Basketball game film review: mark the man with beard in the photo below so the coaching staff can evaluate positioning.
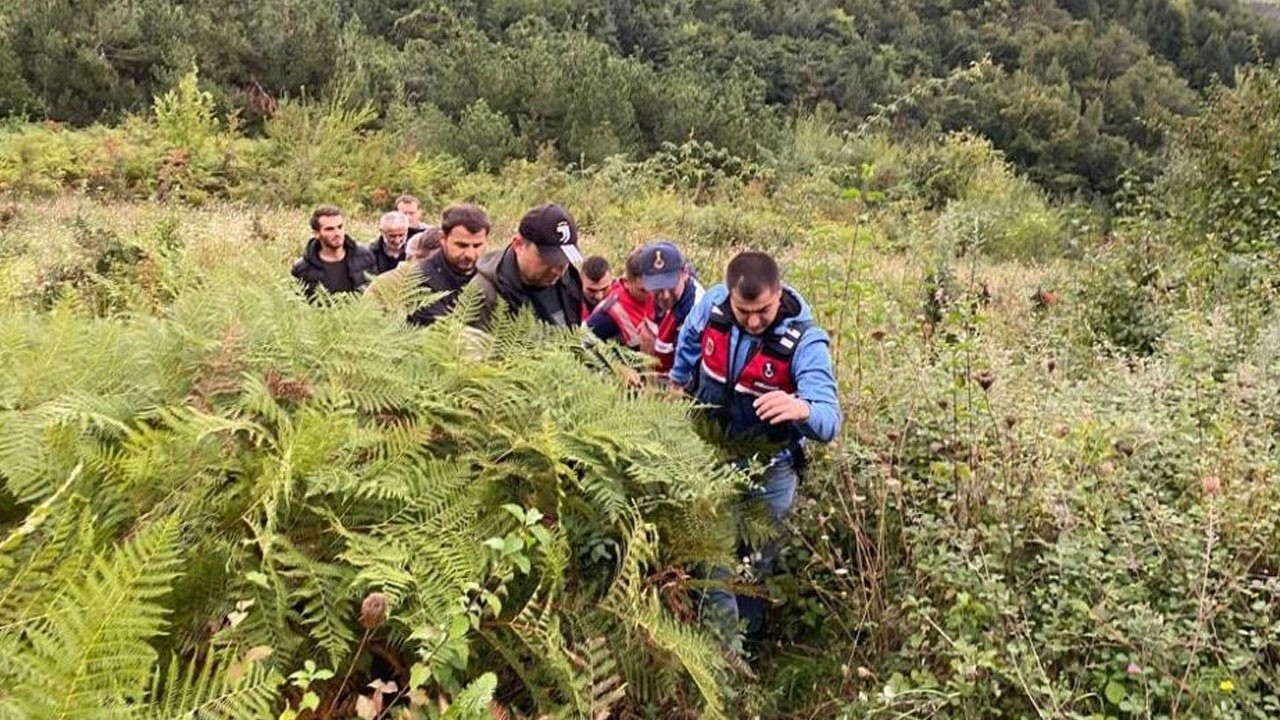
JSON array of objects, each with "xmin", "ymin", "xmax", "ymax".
[
  {"xmin": 291, "ymin": 205, "xmax": 376, "ymax": 298},
  {"xmin": 367, "ymin": 211, "xmax": 410, "ymax": 274},
  {"xmin": 407, "ymin": 204, "xmax": 491, "ymax": 327},
  {"xmin": 469, "ymin": 202, "xmax": 585, "ymax": 332}
]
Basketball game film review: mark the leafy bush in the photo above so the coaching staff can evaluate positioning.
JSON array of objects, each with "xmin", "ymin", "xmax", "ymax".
[{"xmin": 447, "ymin": 99, "xmax": 519, "ymax": 171}]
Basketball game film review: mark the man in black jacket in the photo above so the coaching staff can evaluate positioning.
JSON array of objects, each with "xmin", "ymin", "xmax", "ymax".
[
  {"xmin": 367, "ymin": 211, "xmax": 410, "ymax": 274},
  {"xmin": 469, "ymin": 202, "xmax": 585, "ymax": 332},
  {"xmin": 291, "ymin": 205, "xmax": 377, "ymax": 298},
  {"xmin": 407, "ymin": 204, "xmax": 491, "ymax": 327}
]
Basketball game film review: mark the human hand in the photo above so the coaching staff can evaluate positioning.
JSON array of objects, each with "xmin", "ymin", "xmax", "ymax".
[
  {"xmin": 620, "ymin": 367, "xmax": 643, "ymax": 389},
  {"xmin": 753, "ymin": 390, "xmax": 811, "ymax": 425},
  {"xmin": 638, "ymin": 323, "xmax": 656, "ymax": 355}
]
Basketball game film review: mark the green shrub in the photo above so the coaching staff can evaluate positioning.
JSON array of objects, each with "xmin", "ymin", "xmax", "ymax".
[{"xmin": 448, "ymin": 98, "xmax": 519, "ymax": 171}]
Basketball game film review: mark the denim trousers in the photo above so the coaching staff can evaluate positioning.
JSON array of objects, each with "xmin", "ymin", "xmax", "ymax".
[{"xmin": 702, "ymin": 459, "xmax": 797, "ymax": 638}]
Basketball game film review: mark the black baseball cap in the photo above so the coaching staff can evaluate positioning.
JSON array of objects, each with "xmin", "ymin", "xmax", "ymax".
[{"xmin": 517, "ymin": 203, "xmax": 583, "ymax": 266}]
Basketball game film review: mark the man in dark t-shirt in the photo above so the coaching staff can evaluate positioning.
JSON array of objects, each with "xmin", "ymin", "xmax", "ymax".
[{"xmin": 290, "ymin": 205, "xmax": 376, "ymax": 298}]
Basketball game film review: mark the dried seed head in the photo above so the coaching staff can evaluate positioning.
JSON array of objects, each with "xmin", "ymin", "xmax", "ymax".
[
  {"xmin": 1200, "ymin": 474, "xmax": 1221, "ymax": 496},
  {"xmin": 360, "ymin": 592, "xmax": 388, "ymax": 629},
  {"xmin": 974, "ymin": 370, "xmax": 996, "ymax": 391},
  {"xmin": 869, "ymin": 328, "xmax": 887, "ymax": 342},
  {"xmin": 1045, "ymin": 358, "xmax": 1058, "ymax": 374},
  {"xmin": 1004, "ymin": 414, "xmax": 1018, "ymax": 429}
]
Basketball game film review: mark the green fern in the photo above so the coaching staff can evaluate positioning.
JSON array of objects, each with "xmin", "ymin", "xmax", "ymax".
[
  {"xmin": 144, "ymin": 648, "xmax": 281, "ymax": 720},
  {"xmin": 2, "ymin": 517, "xmax": 182, "ymax": 719},
  {"xmin": 0, "ymin": 244, "xmax": 744, "ymax": 718},
  {"xmin": 440, "ymin": 672, "xmax": 498, "ymax": 719}
]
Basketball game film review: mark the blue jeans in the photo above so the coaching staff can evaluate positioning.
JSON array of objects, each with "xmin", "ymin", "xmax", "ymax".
[{"xmin": 702, "ymin": 460, "xmax": 798, "ymax": 639}]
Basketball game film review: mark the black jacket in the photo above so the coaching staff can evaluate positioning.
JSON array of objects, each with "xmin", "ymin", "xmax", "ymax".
[
  {"xmin": 367, "ymin": 235, "xmax": 406, "ymax": 275},
  {"xmin": 469, "ymin": 246, "xmax": 584, "ymax": 332},
  {"xmin": 406, "ymin": 249, "xmax": 473, "ymax": 327},
  {"xmin": 290, "ymin": 236, "xmax": 377, "ymax": 298}
]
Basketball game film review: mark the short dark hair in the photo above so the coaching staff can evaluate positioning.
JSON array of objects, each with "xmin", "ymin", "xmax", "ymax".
[
  {"xmin": 310, "ymin": 205, "xmax": 343, "ymax": 232},
  {"xmin": 582, "ymin": 255, "xmax": 610, "ymax": 282},
  {"xmin": 725, "ymin": 251, "xmax": 781, "ymax": 300},
  {"xmin": 409, "ymin": 226, "xmax": 443, "ymax": 255},
  {"xmin": 441, "ymin": 203, "xmax": 491, "ymax": 236},
  {"xmin": 623, "ymin": 248, "xmax": 645, "ymax": 280},
  {"xmin": 395, "ymin": 194, "xmax": 419, "ymax": 207}
]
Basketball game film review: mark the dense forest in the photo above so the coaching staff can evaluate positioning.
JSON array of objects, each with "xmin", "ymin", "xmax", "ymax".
[{"xmin": 3, "ymin": 0, "xmax": 1280, "ymax": 196}]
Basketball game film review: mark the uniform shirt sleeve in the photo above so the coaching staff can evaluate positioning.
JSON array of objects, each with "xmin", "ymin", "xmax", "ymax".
[
  {"xmin": 670, "ymin": 290, "xmax": 715, "ymax": 387},
  {"xmin": 790, "ymin": 326, "xmax": 842, "ymax": 443}
]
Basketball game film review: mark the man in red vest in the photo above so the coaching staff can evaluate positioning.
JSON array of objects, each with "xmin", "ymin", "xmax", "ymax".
[
  {"xmin": 637, "ymin": 240, "xmax": 703, "ymax": 379},
  {"xmin": 585, "ymin": 248, "xmax": 654, "ymax": 354},
  {"xmin": 669, "ymin": 251, "xmax": 841, "ymax": 645}
]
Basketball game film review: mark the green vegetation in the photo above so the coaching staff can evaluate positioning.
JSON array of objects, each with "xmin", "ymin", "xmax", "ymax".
[
  {"xmin": 7, "ymin": 0, "xmax": 1280, "ymax": 712},
  {"xmin": 4, "ymin": 55, "xmax": 1280, "ymax": 717},
  {"xmin": 2, "ymin": 0, "xmax": 1280, "ymax": 197}
]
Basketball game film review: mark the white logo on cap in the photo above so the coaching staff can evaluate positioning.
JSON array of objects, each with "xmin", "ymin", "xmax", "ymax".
[
  {"xmin": 556, "ymin": 221, "xmax": 572, "ymax": 244},
  {"xmin": 652, "ymin": 251, "xmax": 666, "ymax": 270}
]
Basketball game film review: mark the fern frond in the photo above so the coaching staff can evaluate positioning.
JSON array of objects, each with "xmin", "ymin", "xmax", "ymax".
[
  {"xmin": 278, "ymin": 548, "xmax": 358, "ymax": 667},
  {"xmin": 596, "ymin": 521, "xmax": 729, "ymax": 718},
  {"xmin": 4, "ymin": 516, "xmax": 182, "ymax": 719},
  {"xmin": 0, "ymin": 410, "xmax": 53, "ymax": 502},
  {"xmin": 145, "ymin": 647, "xmax": 281, "ymax": 720},
  {"xmin": 440, "ymin": 672, "xmax": 498, "ymax": 720},
  {"xmin": 0, "ymin": 498, "xmax": 98, "ymax": 633}
]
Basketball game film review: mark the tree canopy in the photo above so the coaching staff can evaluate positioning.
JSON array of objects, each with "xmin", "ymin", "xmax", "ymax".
[{"xmin": 1, "ymin": 0, "xmax": 1278, "ymax": 195}]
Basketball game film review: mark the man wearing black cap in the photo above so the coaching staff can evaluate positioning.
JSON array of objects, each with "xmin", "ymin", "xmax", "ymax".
[{"xmin": 468, "ymin": 202, "xmax": 586, "ymax": 331}]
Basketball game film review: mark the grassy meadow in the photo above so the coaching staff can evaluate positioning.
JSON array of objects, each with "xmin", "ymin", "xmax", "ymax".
[{"xmin": 4, "ymin": 72, "xmax": 1280, "ymax": 719}]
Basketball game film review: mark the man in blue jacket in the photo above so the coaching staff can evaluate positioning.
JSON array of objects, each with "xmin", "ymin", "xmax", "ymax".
[{"xmin": 669, "ymin": 250, "xmax": 841, "ymax": 640}]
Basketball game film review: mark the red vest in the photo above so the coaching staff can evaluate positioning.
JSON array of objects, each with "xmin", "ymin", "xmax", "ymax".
[
  {"xmin": 645, "ymin": 311, "xmax": 680, "ymax": 372},
  {"xmin": 599, "ymin": 284, "xmax": 651, "ymax": 349},
  {"xmin": 699, "ymin": 301, "xmax": 803, "ymax": 396}
]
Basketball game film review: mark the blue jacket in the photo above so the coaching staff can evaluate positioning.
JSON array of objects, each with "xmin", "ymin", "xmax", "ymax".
[{"xmin": 670, "ymin": 284, "xmax": 841, "ymax": 461}]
